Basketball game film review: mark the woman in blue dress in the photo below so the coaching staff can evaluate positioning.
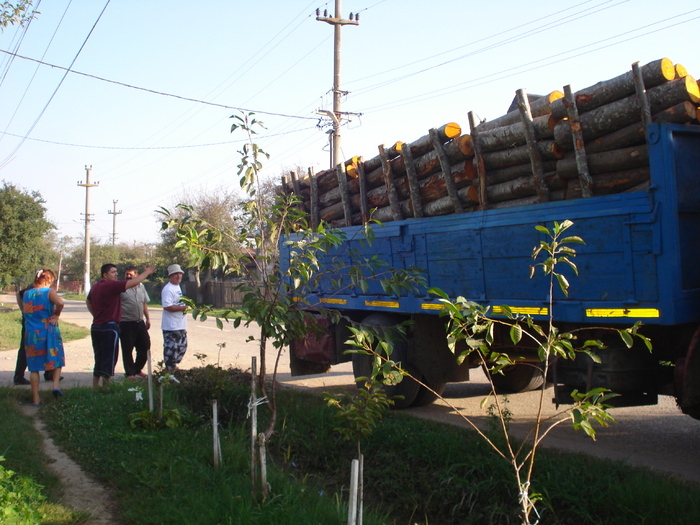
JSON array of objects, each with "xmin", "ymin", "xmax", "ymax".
[{"xmin": 23, "ymin": 269, "xmax": 65, "ymax": 406}]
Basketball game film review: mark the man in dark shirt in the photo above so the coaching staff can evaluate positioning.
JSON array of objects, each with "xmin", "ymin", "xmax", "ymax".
[{"xmin": 86, "ymin": 263, "xmax": 155, "ymax": 388}]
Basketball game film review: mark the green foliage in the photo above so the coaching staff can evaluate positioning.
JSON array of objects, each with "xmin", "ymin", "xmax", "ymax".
[
  {"xmin": 0, "ymin": 1, "xmax": 36, "ymax": 30},
  {"xmin": 0, "ymin": 181, "xmax": 54, "ymax": 288},
  {"xmin": 0, "ymin": 457, "xmax": 44, "ymax": 524},
  {"xmin": 324, "ymin": 386, "xmax": 393, "ymax": 448}
]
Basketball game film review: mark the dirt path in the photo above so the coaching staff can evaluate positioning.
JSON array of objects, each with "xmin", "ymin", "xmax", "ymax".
[{"xmin": 19, "ymin": 405, "xmax": 121, "ymax": 524}]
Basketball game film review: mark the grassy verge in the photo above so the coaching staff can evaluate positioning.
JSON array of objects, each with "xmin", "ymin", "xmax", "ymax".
[
  {"xmin": 3, "ymin": 369, "xmax": 699, "ymax": 524},
  {"xmin": 0, "ymin": 310, "xmax": 90, "ymax": 351},
  {"xmin": 0, "ymin": 389, "xmax": 88, "ymax": 523}
]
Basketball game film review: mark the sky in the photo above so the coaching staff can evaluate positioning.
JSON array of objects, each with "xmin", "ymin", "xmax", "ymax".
[{"xmin": 1, "ymin": 0, "xmax": 699, "ymax": 247}]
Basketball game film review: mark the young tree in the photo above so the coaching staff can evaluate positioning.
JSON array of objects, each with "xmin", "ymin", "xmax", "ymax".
[
  {"xmin": 0, "ymin": 181, "xmax": 54, "ymax": 288},
  {"xmin": 1, "ymin": 1, "xmax": 36, "ymax": 30}
]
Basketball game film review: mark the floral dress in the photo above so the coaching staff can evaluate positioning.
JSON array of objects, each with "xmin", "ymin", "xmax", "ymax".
[{"xmin": 23, "ymin": 287, "xmax": 65, "ymax": 373}]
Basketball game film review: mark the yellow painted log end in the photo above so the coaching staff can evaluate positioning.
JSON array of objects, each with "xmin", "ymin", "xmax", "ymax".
[
  {"xmin": 443, "ymin": 122, "xmax": 461, "ymax": 139},
  {"xmin": 659, "ymin": 57, "xmax": 676, "ymax": 81},
  {"xmin": 686, "ymin": 76, "xmax": 700, "ymax": 104},
  {"xmin": 548, "ymin": 90, "xmax": 565, "ymax": 103},
  {"xmin": 675, "ymin": 63, "xmax": 688, "ymax": 79}
]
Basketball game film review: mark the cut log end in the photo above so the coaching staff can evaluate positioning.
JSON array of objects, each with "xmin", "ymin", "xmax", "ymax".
[
  {"xmin": 659, "ymin": 57, "xmax": 676, "ymax": 81},
  {"xmin": 675, "ymin": 63, "xmax": 688, "ymax": 80},
  {"xmin": 443, "ymin": 122, "xmax": 462, "ymax": 139},
  {"xmin": 548, "ymin": 90, "xmax": 565, "ymax": 103}
]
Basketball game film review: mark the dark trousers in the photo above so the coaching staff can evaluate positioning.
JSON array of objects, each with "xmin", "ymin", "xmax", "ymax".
[
  {"xmin": 91, "ymin": 322, "xmax": 120, "ymax": 378},
  {"xmin": 119, "ymin": 320, "xmax": 150, "ymax": 376}
]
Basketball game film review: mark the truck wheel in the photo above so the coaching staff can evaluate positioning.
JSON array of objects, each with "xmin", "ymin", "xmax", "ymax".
[
  {"xmin": 490, "ymin": 363, "xmax": 546, "ymax": 393},
  {"xmin": 351, "ymin": 313, "xmax": 420, "ymax": 409},
  {"xmin": 411, "ymin": 380, "xmax": 447, "ymax": 407}
]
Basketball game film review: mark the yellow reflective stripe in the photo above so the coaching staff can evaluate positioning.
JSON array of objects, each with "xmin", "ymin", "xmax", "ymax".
[
  {"xmin": 492, "ymin": 306, "xmax": 549, "ymax": 316},
  {"xmin": 364, "ymin": 300, "xmax": 399, "ymax": 308},
  {"xmin": 320, "ymin": 298, "xmax": 347, "ymax": 305},
  {"xmin": 421, "ymin": 303, "xmax": 445, "ymax": 310},
  {"xmin": 586, "ymin": 308, "xmax": 660, "ymax": 318}
]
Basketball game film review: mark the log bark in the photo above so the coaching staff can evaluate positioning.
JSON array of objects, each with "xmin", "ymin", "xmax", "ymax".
[
  {"xmin": 583, "ymin": 100, "xmax": 698, "ymax": 154},
  {"xmin": 554, "ymin": 76, "xmax": 700, "ymax": 147},
  {"xmin": 474, "ymin": 160, "xmax": 558, "ymax": 187},
  {"xmin": 477, "ymin": 91, "xmax": 564, "ymax": 132},
  {"xmin": 482, "ymin": 139, "xmax": 564, "ymax": 170},
  {"xmin": 556, "ymin": 144, "xmax": 648, "ymax": 179},
  {"xmin": 478, "ymin": 114, "xmax": 557, "ymax": 152},
  {"xmin": 550, "ymin": 58, "xmax": 675, "ymax": 119},
  {"xmin": 564, "ymin": 167, "xmax": 650, "ymax": 198}
]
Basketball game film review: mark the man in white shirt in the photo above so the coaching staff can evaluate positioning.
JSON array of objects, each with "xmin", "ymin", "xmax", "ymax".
[
  {"xmin": 119, "ymin": 266, "xmax": 151, "ymax": 379},
  {"xmin": 161, "ymin": 264, "xmax": 188, "ymax": 371}
]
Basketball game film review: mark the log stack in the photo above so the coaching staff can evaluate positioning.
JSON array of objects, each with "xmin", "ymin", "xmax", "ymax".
[{"xmin": 282, "ymin": 58, "xmax": 700, "ymax": 227}]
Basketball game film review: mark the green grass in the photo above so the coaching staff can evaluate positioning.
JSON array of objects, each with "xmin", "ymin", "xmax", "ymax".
[
  {"xmin": 0, "ymin": 310, "xmax": 90, "ymax": 351},
  {"xmin": 0, "ymin": 390, "xmax": 88, "ymax": 524},
  {"xmin": 2, "ymin": 369, "xmax": 699, "ymax": 524}
]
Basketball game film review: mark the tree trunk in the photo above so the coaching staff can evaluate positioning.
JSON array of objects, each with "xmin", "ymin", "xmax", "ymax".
[
  {"xmin": 476, "ymin": 91, "xmax": 564, "ymax": 132},
  {"xmin": 481, "ymin": 139, "xmax": 563, "ymax": 170},
  {"xmin": 556, "ymin": 144, "xmax": 648, "ymax": 179},
  {"xmin": 478, "ymin": 114, "xmax": 557, "ymax": 152},
  {"xmin": 554, "ymin": 76, "xmax": 700, "ymax": 147},
  {"xmin": 550, "ymin": 58, "xmax": 676, "ymax": 119},
  {"xmin": 584, "ymin": 100, "xmax": 698, "ymax": 154},
  {"xmin": 474, "ymin": 160, "xmax": 558, "ymax": 187}
]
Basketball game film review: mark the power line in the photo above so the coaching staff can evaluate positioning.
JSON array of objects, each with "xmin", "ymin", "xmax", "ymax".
[
  {"xmin": 0, "ymin": 47, "xmax": 319, "ymax": 121},
  {"xmin": 0, "ymin": 0, "xmax": 112, "ymax": 169},
  {"xmin": 0, "ymin": 125, "xmax": 318, "ymax": 150}
]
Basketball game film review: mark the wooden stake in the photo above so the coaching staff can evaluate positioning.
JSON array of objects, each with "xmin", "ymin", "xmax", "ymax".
[
  {"xmin": 516, "ymin": 89, "xmax": 549, "ymax": 203},
  {"xmin": 348, "ymin": 458, "xmax": 359, "ymax": 525},
  {"xmin": 336, "ymin": 163, "xmax": 353, "ymax": 227},
  {"xmin": 429, "ymin": 128, "xmax": 463, "ymax": 213},
  {"xmin": 378, "ymin": 145, "xmax": 404, "ymax": 221},
  {"xmin": 356, "ymin": 156, "xmax": 370, "ymax": 223},
  {"xmin": 212, "ymin": 399, "xmax": 220, "ymax": 469},
  {"xmin": 250, "ymin": 356, "xmax": 258, "ymax": 495},
  {"xmin": 146, "ymin": 348, "xmax": 153, "ymax": 413},
  {"xmin": 469, "ymin": 111, "xmax": 488, "ymax": 210},
  {"xmin": 632, "ymin": 62, "xmax": 653, "ymax": 128},
  {"xmin": 563, "ymin": 84, "xmax": 593, "ymax": 198},
  {"xmin": 400, "ymin": 139, "xmax": 424, "ymax": 218},
  {"xmin": 309, "ymin": 167, "xmax": 319, "ymax": 229}
]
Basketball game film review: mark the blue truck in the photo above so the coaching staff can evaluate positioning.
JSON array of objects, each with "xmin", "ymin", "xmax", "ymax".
[{"xmin": 282, "ymin": 121, "xmax": 700, "ymax": 417}]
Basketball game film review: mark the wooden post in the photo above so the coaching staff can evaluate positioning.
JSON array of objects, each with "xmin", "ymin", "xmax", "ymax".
[
  {"xmin": 516, "ymin": 89, "xmax": 549, "ymax": 203},
  {"xmin": 356, "ymin": 156, "xmax": 370, "ymax": 223},
  {"xmin": 429, "ymin": 128, "xmax": 463, "ymax": 213},
  {"xmin": 632, "ymin": 62, "xmax": 652, "ymax": 128},
  {"xmin": 250, "ymin": 356, "xmax": 258, "ymax": 494},
  {"xmin": 290, "ymin": 170, "xmax": 301, "ymax": 197},
  {"xmin": 158, "ymin": 382, "xmax": 163, "ymax": 419},
  {"xmin": 212, "ymin": 399, "xmax": 220, "ymax": 469},
  {"xmin": 563, "ymin": 84, "xmax": 594, "ymax": 198},
  {"xmin": 147, "ymin": 348, "xmax": 153, "ymax": 413},
  {"xmin": 259, "ymin": 433, "xmax": 269, "ymax": 498},
  {"xmin": 469, "ymin": 111, "xmax": 488, "ymax": 210},
  {"xmin": 400, "ymin": 139, "xmax": 424, "ymax": 218},
  {"xmin": 378, "ymin": 145, "xmax": 404, "ymax": 221},
  {"xmin": 336, "ymin": 163, "xmax": 353, "ymax": 227},
  {"xmin": 348, "ymin": 458, "xmax": 359, "ymax": 525},
  {"xmin": 309, "ymin": 167, "xmax": 319, "ymax": 229}
]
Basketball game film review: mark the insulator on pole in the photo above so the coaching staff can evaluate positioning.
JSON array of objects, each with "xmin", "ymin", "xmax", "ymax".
[{"xmin": 316, "ymin": 8, "xmax": 320, "ymax": 16}]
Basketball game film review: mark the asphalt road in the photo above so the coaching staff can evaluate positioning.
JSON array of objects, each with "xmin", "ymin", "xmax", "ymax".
[{"xmin": 2, "ymin": 296, "xmax": 699, "ymax": 484}]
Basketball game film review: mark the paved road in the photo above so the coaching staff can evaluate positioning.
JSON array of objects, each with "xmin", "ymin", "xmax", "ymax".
[{"xmin": 2, "ymin": 296, "xmax": 699, "ymax": 483}]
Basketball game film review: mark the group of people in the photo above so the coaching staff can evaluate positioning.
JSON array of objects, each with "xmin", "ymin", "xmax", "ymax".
[{"xmin": 13, "ymin": 263, "xmax": 189, "ymax": 404}]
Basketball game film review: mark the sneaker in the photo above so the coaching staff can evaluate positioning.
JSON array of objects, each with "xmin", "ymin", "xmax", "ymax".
[
  {"xmin": 136, "ymin": 372, "xmax": 148, "ymax": 378},
  {"xmin": 126, "ymin": 375, "xmax": 138, "ymax": 381},
  {"xmin": 13, "ymin": 377, "xmax": 30, "ymax": 385}
]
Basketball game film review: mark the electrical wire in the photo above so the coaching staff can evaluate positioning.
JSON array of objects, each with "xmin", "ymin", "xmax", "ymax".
[{"xmin": 0, "ymin": 0, "xmax": 112, "ymax": 169}]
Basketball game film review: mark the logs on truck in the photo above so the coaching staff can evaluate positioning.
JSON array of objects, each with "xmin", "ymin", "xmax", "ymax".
[{"xmin": 282, "ymin": 58, "xmax": 700, "ymax": 227}]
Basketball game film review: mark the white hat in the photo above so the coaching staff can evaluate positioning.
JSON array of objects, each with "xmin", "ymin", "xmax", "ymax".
[{"xmin": 167, "ymin": 264, "xmax": 184, "ymax": 276}]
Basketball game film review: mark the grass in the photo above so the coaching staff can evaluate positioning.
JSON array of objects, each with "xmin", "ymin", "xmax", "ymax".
[
  {"xmin": 0, "ymin": 310, "xmax": 90, "ymax": 351},
  {"xmin": 2, "ymin": 368, "xmax": 699, "ymax": 524}
]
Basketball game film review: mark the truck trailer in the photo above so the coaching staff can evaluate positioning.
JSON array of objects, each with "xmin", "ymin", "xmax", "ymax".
[{"xmin": 281, "ymin": 61, "xmax": 700, "ymax": 418}]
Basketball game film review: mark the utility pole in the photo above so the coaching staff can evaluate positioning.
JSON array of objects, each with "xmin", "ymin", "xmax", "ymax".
[
  {"xmin": 316, "ymin": 0, "xmax": 359, "ymax": 169},
  {"xmin": 77, "ymin": 165, "xmax": 98, "ymax": 295},
  {"xmin": 108, "ymin": 200, "xmax": 122, "ymax": 246}
]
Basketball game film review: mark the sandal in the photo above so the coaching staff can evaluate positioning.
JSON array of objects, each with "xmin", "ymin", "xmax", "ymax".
[{"xmin": 52, "ymin": 389, "xmax": 63, "ymax": 399}]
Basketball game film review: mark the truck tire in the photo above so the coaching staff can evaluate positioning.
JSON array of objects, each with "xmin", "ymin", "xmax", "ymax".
[
  {"xmin": 411, "ymin": 380, "xmax": 447, "ymax": 407},
  {"xmin": 352, "ymin": 313, "xmax": 420, "ymax": 409},
  {"xmin": 490, "ymin": 363, "xmax": 546, "ymax": 393}
]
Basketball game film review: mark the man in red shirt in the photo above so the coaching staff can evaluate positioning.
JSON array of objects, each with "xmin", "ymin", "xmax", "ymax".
[{"xmin": 86, "ymin": 263, "xmax": 155, "ymax": 388}]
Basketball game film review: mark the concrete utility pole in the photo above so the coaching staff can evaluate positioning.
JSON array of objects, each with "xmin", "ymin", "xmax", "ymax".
[
  {"xmin": 316, "ymin": 0, "xmax": 359, "ymax": 169},
  {"xmin": 108, "ymin": 200, "xmax": 122, "ymax": 246},
  {"xmin": 77, "ymin": 165, "xmax": 98, "ymax": 294}
]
